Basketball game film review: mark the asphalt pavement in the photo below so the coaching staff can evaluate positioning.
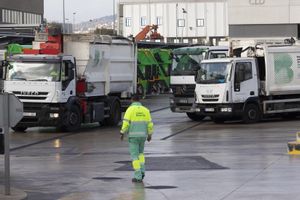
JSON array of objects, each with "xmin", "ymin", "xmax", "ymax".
[{"xmin": 0, "ymin": 94, "xmax": 300, "ymax": 200}]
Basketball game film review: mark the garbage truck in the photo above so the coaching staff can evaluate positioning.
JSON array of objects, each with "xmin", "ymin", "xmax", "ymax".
[
  {"xmin": 194, "ymin": 44, "xmax": 300, "ymax": 123},
  {"xmin": 170, "ymin": 46, "xmax": 228, "ymax": 121},
  {"xmin": 2, "ymin": 32, "xmax": 136, "ymax": 132}
]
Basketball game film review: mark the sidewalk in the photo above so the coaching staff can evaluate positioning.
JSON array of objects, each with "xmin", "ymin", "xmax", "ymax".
[{"xmin": 0, "ymin": 186, "xmax": 27, "ymax": 200}]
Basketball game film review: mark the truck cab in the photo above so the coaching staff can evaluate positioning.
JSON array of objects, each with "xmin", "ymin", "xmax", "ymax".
[
  {"xmin": 170, "ymin": 46, "xmax": 228, "ymax": 121},
  {"xmin": 194, "ymin": 57, "xmax": 259, "ymax": 123},
  {"xmin": 195, "ymin": 44, "xmax": 300, "ymax": 123},
  {"xmin": 3, "ymin": 54, "xmax": 78, "ymax": 131}
]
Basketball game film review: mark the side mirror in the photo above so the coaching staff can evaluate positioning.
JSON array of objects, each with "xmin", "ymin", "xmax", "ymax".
[
  {"xmin": 1, "ymin": 61, "xmax": 8, "ymax": 67},
  {"xmin": 68, "ymin": 67, "xmax": 75, "ymax": 80},
  {"xmin": 234, "ymin": 69, "xmax": 244, "ymax": 92},
  {"xmin": 234, "ymin": 81, "xmax": 240, "ymax": 92}
]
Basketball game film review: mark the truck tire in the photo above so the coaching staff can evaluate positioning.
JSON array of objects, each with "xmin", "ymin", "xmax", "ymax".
[
  {"xmin": 243, "ymin": 104, "xmax": 261, "ymax": 123},
  {"xmin": 61, "ymin": 105, "xmax": 81, "ymax": 132},
  {"xmin": 186, "ymin": 113, "xmax": 205, "ymax": 121},
  {"xmin": 11, "ymin": 126, "xmax": 27, "ymax": 132},
  {"xmin": 105, "ymin": 97, "xmax": 121, "ymax": 126}
]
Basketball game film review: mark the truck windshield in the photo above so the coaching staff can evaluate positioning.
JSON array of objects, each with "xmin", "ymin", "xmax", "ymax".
[
  {"xmin": 6, "ymin": 62, "xmax": 61, "ymax": 82},
  {"xmin": 196, "ymin": 62, "xmax": 231, "ymax": 84},
  {"xmin": 171, "ymin": 54, "xmax": 203, "ymax": 76}
]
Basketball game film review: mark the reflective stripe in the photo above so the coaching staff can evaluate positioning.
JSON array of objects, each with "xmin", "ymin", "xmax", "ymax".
[
  {"xmin": 129, "ymin": 132, "xmax": 147, "ymax": 137},
  {"xmin": 132, "ymin": 160, "xmax": 141, "ymax": 170},
  {"xmin": 139, "ymin": 154, "xmax": 145, "ymax": 164},
  {"xmin": 123, "ymin": 119, "xmax": 131, "ymax": 123}
]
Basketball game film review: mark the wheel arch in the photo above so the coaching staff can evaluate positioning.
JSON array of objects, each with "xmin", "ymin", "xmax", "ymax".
[{"xmin": 243, "ymin": 97, "xmax": 261, "ymax": 112}]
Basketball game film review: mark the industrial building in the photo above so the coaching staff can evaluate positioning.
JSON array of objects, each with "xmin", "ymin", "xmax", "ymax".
[
  {"xmin": 228, "ymin": 0, "xmax": 300, "ymax": 40},
  {"xmin": 0, "ymin": 0, "xmax": 43, "ymax": 25},
  {"xmin": 118, "ymin": 0, "xmax": 228, "ymax": 44}
]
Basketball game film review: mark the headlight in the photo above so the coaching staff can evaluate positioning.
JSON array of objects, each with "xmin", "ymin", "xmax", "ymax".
[
  {"xmin": 50, "ymin": 113, "xmax": 59, "ymax": 118},
  {"xmin": 221, "ymin": 108, "xmax": 232, "ymax": 112}
]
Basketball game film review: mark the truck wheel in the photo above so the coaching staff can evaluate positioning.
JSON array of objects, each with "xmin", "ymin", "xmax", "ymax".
[
  {"xmin": 11, "ymin": 126, "xmax": 27, "ymax": 132},
  {"xmin": 105, "ymin": 97, "xmax": 121, "ymax": 126},
  {"xmin": 186, "ymin": 113, "xmax": 205, "ymax": 121},
  {"xmin": 61, "ymin": 105, "xmax": 81, "ymax": 132},
  {"xmin": 243, "ymin": 104, "xmax": 261, "ymax": 123}
]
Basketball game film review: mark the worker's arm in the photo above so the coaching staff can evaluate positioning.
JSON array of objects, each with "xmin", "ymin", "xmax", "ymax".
[
  {"xmin": 146, "ymin": 110, "xmax": 154, "ymax": 135},
  {"xmin": 120, "ymin": 107, "xmax": 132, "ymax": 135}
]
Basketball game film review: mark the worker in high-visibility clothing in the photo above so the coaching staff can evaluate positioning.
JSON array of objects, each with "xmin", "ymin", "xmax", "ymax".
[{"xmin": 120, "ymin": 95, "xmax": 154, "ymax": 183}]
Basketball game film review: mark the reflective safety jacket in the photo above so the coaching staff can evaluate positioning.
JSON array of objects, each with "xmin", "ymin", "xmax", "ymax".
[{"xmin": 120, "ymin": 102, "xmax": 154, "ymax": 137}]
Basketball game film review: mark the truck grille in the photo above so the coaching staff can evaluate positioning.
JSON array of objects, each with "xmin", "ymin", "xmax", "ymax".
[
  {"xmin": 202, "ymin": 94, "xmax": 219, "ymax": 102},
  {"xmin": 202, "ymin": 95, "xmax": 219, "ymax": 98},
  {"xmin": 171, "ymin": 84, "xmax": 195, "ymax": 97},
  {"xmin": 12, "ymin": 91, "xmax": 48, "ymax": 100}
]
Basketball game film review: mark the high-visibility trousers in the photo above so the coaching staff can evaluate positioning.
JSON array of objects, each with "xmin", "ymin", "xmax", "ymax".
[{"xmin": 129, "ymin": 137, "xmax": 146, "ymax": 180}]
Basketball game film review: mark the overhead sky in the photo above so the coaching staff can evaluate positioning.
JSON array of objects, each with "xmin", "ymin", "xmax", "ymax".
[{"xmin": 44, "ymin": 0, "xmax": 115, "ymax": 23}]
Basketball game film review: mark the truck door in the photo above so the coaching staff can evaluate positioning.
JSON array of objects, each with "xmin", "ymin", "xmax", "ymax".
[
  {"xmin": 232, "ymin": 61, "xmax": 258, "ymax": 103},
  {"xmin": 60, "ymin": 59, "xmax": 76, "ymax": 101}
]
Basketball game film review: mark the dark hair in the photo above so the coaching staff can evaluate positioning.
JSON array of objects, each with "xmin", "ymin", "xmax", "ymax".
[{"xmin": 131, "ymin": 94, "xmax": 140, "ymax": 102}]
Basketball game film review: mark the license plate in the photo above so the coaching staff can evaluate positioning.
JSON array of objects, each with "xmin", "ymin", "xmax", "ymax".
[
  {"xmin": 23, "ymin": 112, "xmax": 36, "ymax": 117},
  {"xmin": 205, "ymin": 108, "xmax": 215, "ymax": 112}
]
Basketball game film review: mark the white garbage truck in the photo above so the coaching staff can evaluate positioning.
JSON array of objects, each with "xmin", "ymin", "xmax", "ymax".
[
  {"xmin": 170, "ymin": 46, "xmax": 228, "ymax": 121},
  {"xmin": 194, "ymin": 44, "xmax": 300, "ymax": 123},
  {"xmin": 2, "ymin": 34, "xmax": 136, "ymax": 131}
]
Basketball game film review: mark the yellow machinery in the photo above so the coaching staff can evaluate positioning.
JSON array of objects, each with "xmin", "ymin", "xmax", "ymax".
[{"xmin": 287, "ymin": 132, "xmax": 300, "ymax": 155}]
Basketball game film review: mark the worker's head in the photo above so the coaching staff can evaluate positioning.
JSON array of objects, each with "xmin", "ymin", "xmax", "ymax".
[{"xmin": 131, "ymin": 94, "xmax": 140, "ymax": 102}]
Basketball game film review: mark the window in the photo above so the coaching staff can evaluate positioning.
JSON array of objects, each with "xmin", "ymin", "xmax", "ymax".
[
  {"xmin": 192, "ymin": 39, "xmax": 198, "ymax": 44},
  {"xmin": 141, "ymin": 16, "xmax": 147, "ymax": 26},
  {"xmin": 177, "ymin": 19, "xmax": 185, "ymax": 27},
  {"xmin": 196, "ymin": 19, "xmax": 205, "ymax": 27},
  {"xmin": 156, "ymin": 17, "xmax": 162, "ymax": 25},
  {"xmin": 125, "ymin": 17, "xmax": 131, "ymax": 27},
  {"xmin": 235, "ymin": 62, "xmax": 253, "ymax": 83}
]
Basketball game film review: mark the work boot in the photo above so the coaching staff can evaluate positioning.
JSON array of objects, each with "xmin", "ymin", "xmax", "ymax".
[{"xmin": 132, "ymin": 178, "xmax": 143, "ymax": 183}]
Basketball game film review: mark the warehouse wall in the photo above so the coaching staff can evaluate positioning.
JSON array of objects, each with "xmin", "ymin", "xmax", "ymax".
[
  {"xmin": 0, "ymin": 0, "xmax": 43, "ymax": 24},
  {"xmin": 228, "ymin": 0, "xmax": 300, "ymax": 39},
  {"xmin": 118, "ymin": 0, "xmax": 228, "ymax": 44}
]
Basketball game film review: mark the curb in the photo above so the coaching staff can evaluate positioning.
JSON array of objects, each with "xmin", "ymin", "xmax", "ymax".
[{"xmin": 0, "ymin": 186, "xmax": 27, "ymax": 200}]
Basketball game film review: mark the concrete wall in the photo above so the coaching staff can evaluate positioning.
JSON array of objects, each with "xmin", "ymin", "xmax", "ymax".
[
  {"xmin": 228, "ymin": 0, "xmax": 300, "ymax": 38},
  {"xmin": 229, "ymin": 24, "xmax": 298, "ymax": 38},
  {"xmin": 118, "ymin": 0, "xmax": 228, "ymax": 43}
]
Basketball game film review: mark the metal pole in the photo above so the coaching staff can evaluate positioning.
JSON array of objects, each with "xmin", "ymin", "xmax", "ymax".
[
  {"xmin": 63, "ymin": 0, "xmax": 66, "ymax": 33},
  {"xmin": 3, "ymin": 93, "xmax": 10, "ymax": 195},
  {"xmin": 149, "ymin": 0, "xmax": 151, "ymax": 25},
  {"xmin": 113, "ymin": 0, "xmax": 116, "ymax": 32},
  {"xmin": 176, "ymin": 3, "xmax": 178, "ymax": 41},
  {"xmin": 73, "ymin": 12, "xmax": 76, "ymax": 33}
]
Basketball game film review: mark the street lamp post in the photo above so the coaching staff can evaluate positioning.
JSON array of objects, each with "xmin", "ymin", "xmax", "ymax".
[
  {"xmin": 73, "ymin": 12, "xmax": 76, "ymax": 32},
  {"xmin": 113, "ymin": 0, "xmax": 115, "ymax": 32},
  {"xmin": 65, "ymin": 18, "xmax": 70, "ymax": 33},
  {"xmin": 176, "ymin": 3, "xmax": 178, "ymax": 42},
  {"xmin": 63, "ymin": 0, "xmax": 66, "ymax": 33}
]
